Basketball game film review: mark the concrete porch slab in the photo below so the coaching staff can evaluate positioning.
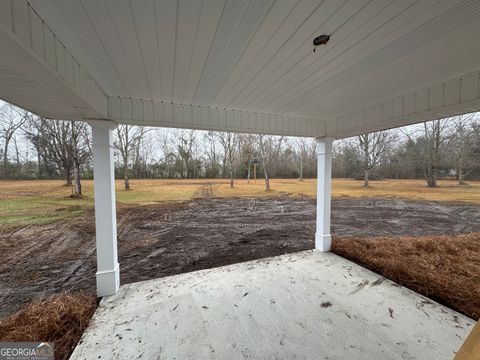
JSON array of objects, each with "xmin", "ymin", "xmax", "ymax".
[{"xmin": 71, "ymin": 251, "xmax": 475, "ymax": 360}]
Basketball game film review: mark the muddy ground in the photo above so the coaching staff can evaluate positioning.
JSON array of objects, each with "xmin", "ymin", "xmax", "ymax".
[{"xmin": 1, "ymin": 197, "xmax": 479, "ymax": 318}]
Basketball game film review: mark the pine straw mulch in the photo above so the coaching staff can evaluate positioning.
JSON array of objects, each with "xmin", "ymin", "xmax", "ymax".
[
  {"xmin": 0, "ymin": 292, "xmax": 97, "ymax": 360},
  {"xmin": 332, "ymin": 232, "xmax": 480, "ymax": 320}
]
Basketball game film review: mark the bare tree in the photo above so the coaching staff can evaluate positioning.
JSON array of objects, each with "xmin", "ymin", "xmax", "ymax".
[
  {"xmin": 449, "ymin": 114, "xmax": 477, "ymax": 185},
  {"xmin": 421, "ymin": 120, "xmax": 450, "ymax": 187},
  {"xmin": 358, "ymin": 131, "xmax": 393, "ymax": 187},
  {"xmin": 174, "ymin": 130, "xmax": 197, "ymax": 178},
  {"xmin": 0, "ymin": 104, "xmax": 27, "ymax": 178},
  {"xmin": 70, "ymin": 122, "xmax": 91, "ymax": 197},
  {"xmin": 13, "ymin": 135, "xmax": 20, "ymax": 166},
  {"xmin": 204, "ymin": 131, "xmax": 220, "ymax": 178},
  {"xmin": 24, "ymin": 116, "xmax": 91, "ymax": 196},
  {"xmin": 27, "ymin": 118, "xmax": 71, "ymax": 183},
  {"xmin": 238, "ymin": 134, "xmax": 256, "ymax": 181},
  {"xmin": 24, "ymin": 115, "xmax": 46, "ymax": 177},
  {"xmin": 216, "ymin": 132, "xmax": 238, "ymax": 187},
  {"xmin": 256, "ymin": 135, "xmax": 284, "ymax": 191},
  {"xmin": 114, "ymin": 125, "xmax": 147, "ymax": 190},
  {"xmin": 257, "ymin": 135, "xmax": 270, "ymax": 191},
  {"xmin": 294, "ymin": 138, "xmax": 308, "ymax": 181}
]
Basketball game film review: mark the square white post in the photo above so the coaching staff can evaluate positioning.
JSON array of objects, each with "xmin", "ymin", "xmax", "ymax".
[
  {"xmin": 90, "ymin": 120, "xmax": 120, "ymax": 297},
  {"xmin": 315, "ymin": 137, "xmax": 333, "ymax": 252}
]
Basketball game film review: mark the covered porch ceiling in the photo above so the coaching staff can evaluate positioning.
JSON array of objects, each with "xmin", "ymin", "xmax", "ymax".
[{"xmin": 1, "ymin": 0, "xmax": 480, "ymax": 138}]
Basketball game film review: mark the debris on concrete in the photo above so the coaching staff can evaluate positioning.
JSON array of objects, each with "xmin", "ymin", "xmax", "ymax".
[{"xmin": 70, "ymin": 252, "xmax": 474, "ymax": 360}]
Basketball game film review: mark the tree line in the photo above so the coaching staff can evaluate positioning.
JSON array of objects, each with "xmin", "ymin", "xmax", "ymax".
[
  {"xmin": 1, "ymin": 102, "xmax": 479, "ymax": 197},
  {"xmin": 334, "ymin": 114, "xmax": 480, "ymax": 187}
]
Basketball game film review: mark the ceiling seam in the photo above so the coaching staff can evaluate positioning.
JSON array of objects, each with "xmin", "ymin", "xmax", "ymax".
[
  {"xmin": 279, "ymin": 0, "xmax": 468, "ymax": 114},
  {"xmin": 152, "ymin": 0, "xmax": 163, "ymax": 100},
  {"xmin": 212, "ymin": 0, "xmax": 301, "ymax": 106},
  {"xmin": 193, "ymin": 0, "xmax": 252, "ymax": 104},
  {"xmin": 267, "ymin": 0, "xmax": 426, "ymax": 114},
  {"xmin": 221, "ymin": 0, "xmax": 329, "ymax": 109},
  {"xmin": 27, "ymin": 0, "xmax": 110, "ymax": 100},
  {"xmin": 282, "ymin": 0, "xmax": 477, "ymax": 116},
  {"xmin": 207, "ymin": 0, "xmax": 277, "ymax": 104},
  {"xmin": 76, "ymin": 0, "xmax": 130, "ymax": 98},
  {"xmin": 181, "ymin": 0, "xmax": 203, "ymax": 103},
  {"xmin": 128, "ymin": 0, "xmax": 153, "ymax": 100},
  {"xmin": 251, "ymin": 0, "xmax": 389, "ymax": 111},
  {"xmin": 171, "ymin": 0, "xmax": 179, "ymax": 103},
  {"xmin": 103, "ymin": 0, "xmax": 142, "ymax": 99},
  {"xmin": 307, "ymin": 23, "xmax": 480, "ymax": 116},
  {"xmin": 239, "ymin": 0, "xmax": 363, "ymax": 110},
  {"xmin": 188, "ymin": 0, "xmax": 228, "ymax": 106},
  {"xmin": 258, "ymin": 0, "xmax": 405, "ymax": 112}
]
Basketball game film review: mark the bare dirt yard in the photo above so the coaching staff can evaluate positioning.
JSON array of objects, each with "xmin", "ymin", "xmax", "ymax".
[{"xmin": 1, "ymin": 188, "xmax": 479, "ymax": 319}]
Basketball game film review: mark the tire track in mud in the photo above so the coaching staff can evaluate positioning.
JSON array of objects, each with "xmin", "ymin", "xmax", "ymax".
[
  {"xmin": 139, "ymin": 220, "xmax": 314, "ymax": 230},
  {"xmin": 1, "ymin": 197, "xmax": 480, "ymax": 318},
  {"xmin": 192, "ymin": 183, "xmax": 215, "ymax": 200}
]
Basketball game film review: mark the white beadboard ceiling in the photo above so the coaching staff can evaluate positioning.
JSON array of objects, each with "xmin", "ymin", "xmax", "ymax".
[{"xmin": 1, "ymin": 0, "xmax": 480, "ymax": 137}]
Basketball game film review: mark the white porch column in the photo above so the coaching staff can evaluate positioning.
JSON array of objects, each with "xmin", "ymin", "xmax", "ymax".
[
  {"xmin": 90, "ymin": 120, "xmax": 120, "ymax": 297},
  {"xmin": 315, "ymin": 137, "xmax": 333, "ymax": 252}
]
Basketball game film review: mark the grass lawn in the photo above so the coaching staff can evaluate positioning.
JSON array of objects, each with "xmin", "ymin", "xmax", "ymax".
[{"xmin": 0, "ymin": 178, "xmax": 479, "ymax": 230}]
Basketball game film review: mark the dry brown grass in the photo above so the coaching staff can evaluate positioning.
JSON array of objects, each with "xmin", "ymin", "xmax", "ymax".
[
  {"xmin": 1, "ymin": 178, "xmax": 479, "ymax": 202},
  {"xmin": 0, "ymin": 293, "xmax": 97, "ymax": 360},
  {"xmin": 332, "ymin": 233, "xmax": 480, "ymax": 320},
  {"xmin": 331, "ymin": 178, "xmax": 480, "ymax": 203},
  {"xmin": 2, "ymin": 178, "xmax": 479, "ymax": 230}
]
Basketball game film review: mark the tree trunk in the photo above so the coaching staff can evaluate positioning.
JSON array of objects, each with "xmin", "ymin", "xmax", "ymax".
[
  {"xmin": 65, "ymin": 171, "xmax": 72, "ymax": 186},
  {"xmin": 124, "ymin": 155, "xmax": 130, "ymax": 190},
  {"xmin": 3, "ymin": 142, "xmax": 9, "ymax": 178},
  {"xmin": 37, "ymin": 149, "xmax": 42, "ymax": 177},
  {"xmin": 72, "ymin": 162, "xmax": 82, "ymax": 197},
  {"xmin": 364, "ymin": 168, "xmax": 369, "ymax": 187},
  {"xmin": 230, "ymin": 164, "xmax": 234, "ymax": 188},
  {"xmin": 458, "ymin": 168, "xmax": 467, "ymax": 185},
  {"xmin": 247, "ymin": 164, "xmax": 251, "ymax": 183},
  {"xmin": 299, "ymin": 160, "xmax": 303, "ymax": 181},
  {"xmin": 426, "ymin": 167, "xmax": 437, "ymax": 187},
  {"xmin": 425, "ymin": 154, "xmax": 437, "ymax": 188},
  {"xmin": 264, "ymin": 166, "xmax": 270, "ymax": 192},
  {"xmin": 14, "ymin": 138, "xmax": 20, "ymax": 166}
]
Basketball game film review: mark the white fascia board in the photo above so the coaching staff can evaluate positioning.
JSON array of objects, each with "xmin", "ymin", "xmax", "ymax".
[
  {"xmin": 0, "ymin": 0, "xmax": 108, "ymax": 119},
  {"xmin": 108, "ymin": 97, "xmax": 327, "ymax": 137},
  {"xmin": 329, "ymin": 69, "xmax": 480, "ymax": 138}
]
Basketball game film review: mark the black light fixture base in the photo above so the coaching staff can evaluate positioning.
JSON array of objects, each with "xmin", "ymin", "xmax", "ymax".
[{"xmin": 313, "ymin": 34, "xmax": 330, "ymax": 52}]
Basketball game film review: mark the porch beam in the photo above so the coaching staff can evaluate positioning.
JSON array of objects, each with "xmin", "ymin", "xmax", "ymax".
[
  {"xmin": 90, "ymin": 120, "xmax": 120, "ymax": 297},
  {"xmin": 108, "ymin": 97, "xmax": 327, "ymax": 138},
  {"xmin": 0, "ymin": 0, "xmax": 108, "ymax": 120},
  {"xmin": 329, "ymin": 69, "xmax": 480, "ymax": 139},
  {"xmin": 315, "ymin": 137, "xmax": 333, "ymax": 252}
]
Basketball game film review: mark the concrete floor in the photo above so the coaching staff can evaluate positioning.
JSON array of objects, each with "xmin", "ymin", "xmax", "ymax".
[{"xmin": 71, "ymin": 251, "xmax": 475, "ymax": 360}]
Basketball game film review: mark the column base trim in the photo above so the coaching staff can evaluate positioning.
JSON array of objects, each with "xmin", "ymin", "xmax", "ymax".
[
  {"xmin": 315, "ymin": 234, "xmax": 331, "ymax": 252},
  {"xmin": 96, "ymin": 264, "xmax": 120, "ymax": 297}
]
